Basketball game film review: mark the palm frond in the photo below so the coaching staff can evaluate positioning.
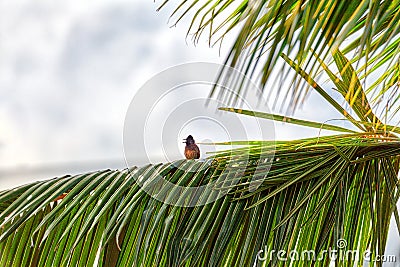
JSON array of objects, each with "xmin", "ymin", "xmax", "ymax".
[
  {"xmin": 157, "ymin": 0, "xmax": 400, "ymax": 111},
  {"xmin": 2, "ymin": 11, "xmax": 400, "ymax": 265},
  {"xmin": 1, "ymin": 135, "xmax": 399, "ymax": 266}
]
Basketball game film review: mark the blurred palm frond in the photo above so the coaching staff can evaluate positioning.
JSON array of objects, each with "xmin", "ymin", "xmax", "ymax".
[{"xmin": 158, "ymin": 0, "xmax": 400, "ymax": 112}]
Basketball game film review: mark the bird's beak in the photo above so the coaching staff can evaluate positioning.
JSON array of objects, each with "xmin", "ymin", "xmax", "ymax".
[{"xmin": 182, "ymin": 138, "xmax": 187, "ymax": 143}]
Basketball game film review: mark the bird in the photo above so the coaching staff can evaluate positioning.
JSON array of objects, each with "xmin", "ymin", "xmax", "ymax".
[{"xmin": 183, "ymin": 135, "xmax": 200, "ymax": 159}]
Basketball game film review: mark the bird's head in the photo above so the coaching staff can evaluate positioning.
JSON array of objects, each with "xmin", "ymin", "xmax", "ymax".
[{"xmin": 183, "ymin": 135, "xmax": 195, "ymax": 145}]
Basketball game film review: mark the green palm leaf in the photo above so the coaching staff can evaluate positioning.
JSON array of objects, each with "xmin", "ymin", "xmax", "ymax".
[{"xmin": 1, "ymin": 135, "xmax": 399, "ymax": 266}]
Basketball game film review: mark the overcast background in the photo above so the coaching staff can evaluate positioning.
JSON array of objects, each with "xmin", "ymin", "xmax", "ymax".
[
  {"xmin": 0, "ymin": 0, "xmax": 341, "ymax": 189},
  {"xmin": 0, "ymin": 0, "xmax": 398, "ymax": 263}
]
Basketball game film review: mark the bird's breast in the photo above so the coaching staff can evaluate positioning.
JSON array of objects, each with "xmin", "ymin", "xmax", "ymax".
[{"xmin": 185, "ymin": 144, "xmax": 200, "ymax": 159}]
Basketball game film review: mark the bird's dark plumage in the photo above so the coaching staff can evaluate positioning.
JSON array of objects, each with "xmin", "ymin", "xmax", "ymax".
[{"xmin": 183, "ymin": 135, "xmax": 200, "ymax": 159}]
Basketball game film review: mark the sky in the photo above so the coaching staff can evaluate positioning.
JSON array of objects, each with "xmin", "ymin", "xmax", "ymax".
[
  {"xmin": 0, "ymin": 0, "xmax": 233, "ymax": 188},
  {"xmin": 0, "ymin": 1, "xmax": 399, "ymax": 263},
  {"xmin": 0, "ymin": 0, "xmax": 345, "ymax": 189}
]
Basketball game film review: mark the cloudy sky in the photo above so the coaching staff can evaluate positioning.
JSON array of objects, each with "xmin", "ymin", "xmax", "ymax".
[
  {"xmin": 0, "ymin": 0, "xmax": 230, "ymax": 187},
  {"xmin": 0, "ymin": 0, "xmax": 345, "ymax": 189},
  {"xmin": 0, "ymin": 0, "xmax": 398, "ymax": 262}
]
